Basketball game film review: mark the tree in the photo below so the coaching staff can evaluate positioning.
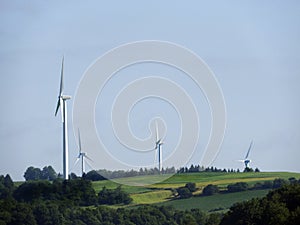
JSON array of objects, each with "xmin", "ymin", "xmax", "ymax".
[
  {"xmin": 203, "ymin": 184, "xmax": 219, "ymax": 196},
  {"xmin": 24, "ymin": 167, "xmax": 42, "ymax": 181},
  {"xmin": 185, "ymin": 182, "xmax": 197, "ymax": 192},
  {"xmin": 70, "ymin": 172, "xmax": 78, "ymax": 180},
  {"xmin": 227, "ymin": 182, "xmax": 249, "ymax": 193},
  {"xmin": 273, "ymin": 178, "xmax": 288, "ymax": 189},
  {"xmin": 98, "ymin": 186, "xmax": 132, "ymax": 205},
  {"xmin": 262, "ymin": 180, "xmax": 273, "ymax": 189},
  {"xmin": 288, "ymin": 177, "xmax": 297, "ymax": 184},
  {"xmin": 10, "ymin": 202, "xmax": 37, "ymax": 225},
  {"xmin": 176, "ymin": 187, "xmax": 192, "ymax": 199},
  {"xmin": 243, "ymin": 167, "xmax": 254, "ymax": 172},
  {"xmin": 3, "ymin": 175, "xmax": 13, "ymax": 190},
  {"xmin": 13, "ymin": 181, "xmax": 53, "ymax": 202},
  {"xmin": 207, "ymin": 213, "xmax": 222, "ymax": 225},
  {"xmin": 41, "ymin": 166, "xmax": 57, "ymax": 181},
  {"xmin": 0, "ymin": 174, "xmax": 14, "ymax": 199},
  {"xmin": 83, "ymin": 170, "xmax": 106, "ymax": 181}
]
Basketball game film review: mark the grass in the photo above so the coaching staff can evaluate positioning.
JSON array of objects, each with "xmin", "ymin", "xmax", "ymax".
[
  {"xmin": 131, "ymin": 190, "xmax": 172, "ymax": 204},
  {"xmin": 92, "ymin": 179, "xmax": 153, "ymax": 194},
  {"xmin": 156, "ymin": 189, "xmax": 270, "ymax": 211}
]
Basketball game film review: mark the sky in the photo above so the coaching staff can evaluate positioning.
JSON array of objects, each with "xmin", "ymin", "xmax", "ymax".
[{"xmin": 0, "ymin": 1, "xmax": 300, "ymax": 181}]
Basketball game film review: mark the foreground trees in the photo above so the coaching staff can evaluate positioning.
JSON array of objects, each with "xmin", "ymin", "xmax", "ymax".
[
  {"xmin": 220, "ymin": 183, "xmax": 300, "ymax": 225},
  {"xmin": 1, "ymin": 171, "xmax": 300, "ymax": 225}
]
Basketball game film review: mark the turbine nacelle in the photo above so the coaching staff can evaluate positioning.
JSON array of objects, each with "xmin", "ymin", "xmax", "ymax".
[{"xmin": 61, "ymin": 95, "xmax": 71, "ymax": 100}]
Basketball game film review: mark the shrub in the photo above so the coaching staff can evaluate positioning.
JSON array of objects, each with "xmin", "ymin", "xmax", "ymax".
[
  {"xmin": 185, "ymin": 182, "xmax": 197, "ymax": 192},
  {"xmin": 176, "ymin": 187, "xmax": 192, "ymax": 199},
  {"xmin": 202, "ymin": 184, "xmax": 219, "ymax": 196},
  {"xmin": 227, "ymin": 182, "xmax": 249, "ymax": 193}
]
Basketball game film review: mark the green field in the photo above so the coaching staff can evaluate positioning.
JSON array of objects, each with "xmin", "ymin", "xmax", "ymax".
[
  {"xmin": 157, "ymin": 189, "xmax": 270, "ymax": 211},
  {"xmin": 92, "ymin": 171, "xmax": 300, "ymax": 211}
]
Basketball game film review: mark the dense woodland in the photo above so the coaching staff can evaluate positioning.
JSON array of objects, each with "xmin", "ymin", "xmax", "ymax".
[{"xmin": 1, "ymin": 168, "xmax": 300, "ymax": 225}]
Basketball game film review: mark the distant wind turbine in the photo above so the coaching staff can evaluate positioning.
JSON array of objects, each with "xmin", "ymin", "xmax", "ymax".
[
  {"xmin": 154, "ymin": 121, "xmax": 164, "ymax": 173},
  {"xmin": 238, "ymin": 140, "xmax": 253, "ymax": 169},
  {"xmin": 74, "ymin": 129, "xmax": 93, "ymax": 177},
  {"xmin": 55, "ymin": 57, "xmax": 71, "ymax": 180}
]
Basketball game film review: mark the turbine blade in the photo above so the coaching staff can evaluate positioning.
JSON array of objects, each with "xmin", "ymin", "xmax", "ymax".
[
  {"xmin": 85, "ymin": 158, "xmax": 94, "ymax": 170},
  {"xmin": 85, "ymin": 154, "xmax": 93, "ymax": 162},
  {"xmin": 77, "ymin": 128, "xmax": 82, "ymax": 153},
  {"xmin": 154, "ymin": 146, "xmax": 158, "ymax": 166},
  {"xmin": 155, "ymin": 120, "xmax": 159, "ymax": 142},
  {"xmin": 245, "ymin": 140, "xmax": 253, "ymax": 159},
  {"xmin": 72, "ymin": 157, "xmax": 80, "ymax": 169},
  {"xmin": 55, "ymin": 99, "xmax": 60, "ymax": 116},
  {"xmin": 59, "ymin": 57, "xmax": 64, "ymax": 95}
]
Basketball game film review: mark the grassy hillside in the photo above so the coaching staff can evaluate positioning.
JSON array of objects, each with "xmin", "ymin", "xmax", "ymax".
[
  {"xmin": 157, "ymin": 189, "xmax": 270, "ymax": 211},
  {"xmin": 92, "ymin": 171, "xmax": 300, "ymax": 211},
  {"xmin": 92, "ymin": 171, "xmax": 300, "ymax": 192}
]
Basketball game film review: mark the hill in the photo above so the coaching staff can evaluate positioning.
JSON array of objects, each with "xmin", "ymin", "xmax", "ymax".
[{"xmin": 92, "ymin": 171, "xmax": 300, "ymax": 211}]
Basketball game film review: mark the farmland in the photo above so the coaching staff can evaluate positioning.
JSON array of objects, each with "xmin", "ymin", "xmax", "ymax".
[{"xmin": 92, "ymin": 171, "xmax": 300, "ymax": 211}]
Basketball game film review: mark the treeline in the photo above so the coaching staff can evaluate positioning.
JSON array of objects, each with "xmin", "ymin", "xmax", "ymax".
[
  {"xmin": 24, "ymin": 166, "xmax": 58, "ymax": 181},
  {"xmin": 97, "ymin": 167, "xmax": 176, "ymax": 179},
  {"xmin": 202, "ymin": 177, "xmax": 299, "ymax": 196},
  {"xmin": 177, "ymin": 164, "xmax": 260, "ymax": 173},
  {"xmin": 23, "ymin": 165, "xmax": 260, "ymax": 182},
  {"xmin": 23, "ymin": 166, "xmax": 177, "ymax": 181}
]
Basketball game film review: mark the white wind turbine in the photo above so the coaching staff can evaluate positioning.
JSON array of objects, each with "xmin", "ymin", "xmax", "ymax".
[
  {"xmin": 154, "ymin": 121, "xmax": 164, "ymax": 173},
  {"xmin": 75, "ymin": 129, "xmax": 93, "ymax": 177},
  {"xmin": 55, "ymin": 57, "xmax": 71, "ymax": 180},
  {"xmin": 238, "ymin": 140, "xmax": 253, "ymax": 169}
]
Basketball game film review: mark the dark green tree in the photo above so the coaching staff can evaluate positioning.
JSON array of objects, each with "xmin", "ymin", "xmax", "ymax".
[
  {"xmin": 83, "ymin": 170, "xmax": 106, "ymax": 181},
  {"xmin": 273, "ymin": 178, "xmax": 288, "ymax": 189},
  {"xmin": 227, "ymin": 182, "xmax": 249, "ymax": 193},
  {"xmin": 203, "ymin": 184, "xmax": 219, "ymax": 196},
  {"xmin": 185, "ymin": 182, "xmax": 197, "ymax": 192},
  {"xmin": 41, "ymin": 166, "xmax": 57, "ymax": 181},
  {"xmin": 24, "ymin": 167, "xmax": 42, "ymax": 181},
  {"xmin": 98, "ymin": 186, "xmax": 132, "ymax": 205},
  {"xmin": 176, "ymin": 187, "xmax": 192, "ymax": 199}
]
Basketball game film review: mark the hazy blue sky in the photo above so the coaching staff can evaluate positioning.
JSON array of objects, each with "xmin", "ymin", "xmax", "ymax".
[{"xmin": 1, "ymin": 1, "xmax": 300, "ymax": 180}]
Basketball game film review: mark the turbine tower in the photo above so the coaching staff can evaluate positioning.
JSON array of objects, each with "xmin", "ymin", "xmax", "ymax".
[
  {"xmin": 154, "ymin": 121, "xmax": 164, "ymax": 173},
  {"xmin": 239, "ymin": 140, "xmax": 253, "ymax": 168},
  {"xmin": 55, "ymin": 57, "xmax": 71, "ymax": 180}
]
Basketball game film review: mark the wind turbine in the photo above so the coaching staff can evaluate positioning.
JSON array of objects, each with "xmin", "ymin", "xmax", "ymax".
[
  {"xmin": 154, "ymin": 121, "xmax": 164, "ymax": 173},
  {"xmin": 55, "ymin": 57, "xmax": 71, "ymax": 180},
  {"xmin": 238, "ymin": 140, "xmax": 253, "ymax": 169},
  {"xmin": 75, "ymin": 129, "xmax": 93, "ymax": 177}
]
